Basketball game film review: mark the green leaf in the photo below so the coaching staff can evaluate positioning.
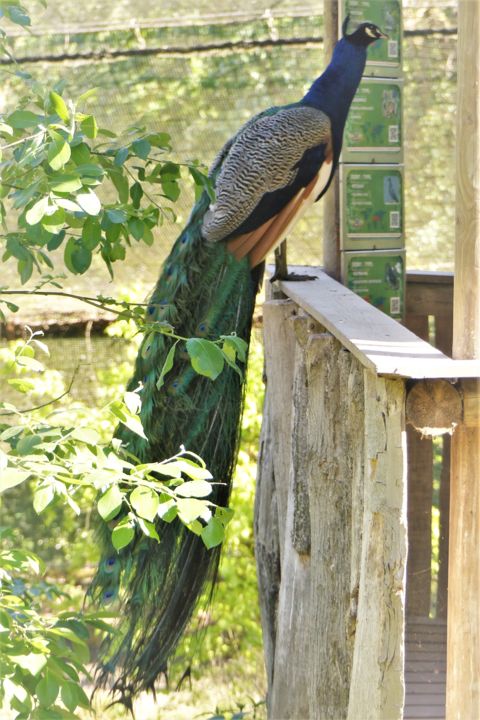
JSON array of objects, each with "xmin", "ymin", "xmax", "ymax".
[
  {"xmin": 106, "ymin": 208, "xmax": 127, "ymax": 224},
  {"xmin": 131, "ymin": 138, "xmax": 151, "ymax": 160},
  {"xmin": 7, "ymin": 378, "xmax": 35, "ymax": 392},
  {"xmin": 19, "ymin": 255, "xmax": 34, "ymax": 284},
  {"xmin": 33, "ymin": 484, "xmax": 55, "ymax": 514},
  {"xmin": 42, "ymin": 208, "xmax": 65, "ymax": 234},
  {"xmin": 121, "ymin": 415, "xmax": 147, "ymax": 440},
  {"xmin": 70, "ymin": 142, "xmax": 90, "ymax": 165},
  {"xmin": 137, "ymin": 517, "xmax": 160, "ymax": 541},
  {"xmin": 142, "ymin": 226, "xmax": 154, "ymax": 246},
  {"xmin": 177, "ymin": 498, "xmax": 208, "ymax": 525},
  {"xmin": 123, "ymin": 391, "xmax": 141, "ymax": 415},
  {"xmin": 47, "ymin": 231, "xmax": 65, "ymax": 251},
  {"xmin": 130, "ymin": 181, "xmax": 143, "ymax": 208},
  {"xmin": 61, "ymin": 682, "xmax": 78, "ymax": 712},
  {"xmin": 201, "ymin": 517, "xmax": 225, "ymax": 549},
  {"xmin": 47, "ymin": 139, "xmax": 71, "ymax": 171},
  {"xmin": 147, "ymin": 132, "xmax": 171, "ymax": 148},
  {"xmin": 0, "ymin": 468, "xmax": 30, "ymax": 492},
  {"xmin": 71, "ymin": 427, "xmax": 100, "ymax": 444},
  {"xmin": 161, "ymin": 179, "xmax": 180, "ymax": 202},
  {"xmin": 222, "ymin": 335, "xmax": 247, "ymax": 362},
  {"xmin": 97, "ymin": 484, "xmax": 124, "ymax": 521},
  {"xmin": 0, "ymin": 121, "xmax": 14, "ymax": 136},
  {"xmin": 186, "ymin": 338, "xmax": 225, "ymax": 380},
  {"xmin": 49, "ymin": 175, "xmax": 82, "ymax": 193},
  {"xmin": 36, "ymin": 672, "xmax": 59, "ymax": 707},
  {"xmin": 156, "ymin": 340, "xmax": 178, "ymax": 390},
  {"xmin": 130, "ymin": 486, "xmax": 159, "ymax": 522},
  {"xmin": 174, "ymin": 459, "xmax": 213, "ymax": 481},
  {"xmin": 75, "ymin": 190, "xmax": 101, "ymax": 216},
  {"xmin": 81, "ymin": 218, "xmax": 102, "ymax": 250},
  {"xmin": 109, "ymin": 169, "xmax": 129, "ymax": 204},
  {"xmin": 26, "ymin": 197, "xmax": 49, "ymax": 225},
  {"xmin": 64, "ymin": 238, "xmax": 92, "ymax": 275},
  {"xmin": 7, "ymin": 110, "xmax": 40, "ymax": 129},
  {"xmin": 175, "ymin": 479, "xmax": 213, "ymax": 498},
  {"xmin": 80, "ymin": 115, "xmax": 97, "ymax": 139},
  {"xmin": 111, "ymin": 518, "xmax": 135, "ymax": 550},
  {"xmin": 49, "ymin": 91, "xmax": 69, "ymax": 123},
  {"xmin": 157, "ymin": 498, "xmax": 177, "ymax": 522},
  {"xmin": 11, "ymin": 653, "xmax": 48, "ymax": 676},
  {"xmin": 114, "ymin": 147, "xmax": 129, "ymax": 166},
  {"xmin": 128, "ymin": 218, "xmax": 144, "ymax": 241},
  {"xmin": 7, "ymin": 5, "xmax": 31, "ymax": 26},
  {"xmin": 16, "ymin": 434, "xmax": 42, "ymax": 455}
]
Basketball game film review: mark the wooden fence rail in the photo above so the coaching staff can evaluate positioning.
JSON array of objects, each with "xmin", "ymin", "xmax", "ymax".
[{"xmin": 256, "ymin": 268, "xmax": 478, "ymax": 720}]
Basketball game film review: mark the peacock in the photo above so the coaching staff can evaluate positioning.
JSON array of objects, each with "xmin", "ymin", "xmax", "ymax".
[{"xmin": 90, "ymin": 18, "xmax": 386, "ymax": 702}]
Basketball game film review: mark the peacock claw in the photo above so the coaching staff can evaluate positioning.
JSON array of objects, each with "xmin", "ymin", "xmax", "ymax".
[{"xmin": 270, "ymin": 271, "xmax": 318, "ymax": 283}]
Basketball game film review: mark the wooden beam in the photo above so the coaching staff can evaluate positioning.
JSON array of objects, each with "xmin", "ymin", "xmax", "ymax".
[
  {"xmin": 322, "ymin": 0, "xmax": 341, "ymax": 280},
  {"xmin": 404, "ymin": 315, "xmax": 432, "ymax": 618},
  {"xmin": 273, "ymin": 267, "xmax": 480, "ymax": 379},
  {"xmin": 446, "ymin": 1, "xmax": 480, "ymax": 717},
  {"xmin": 406, "ymin": 272, "xmax": 453, "ymax": 318},
  {"xmin": 406, "ymin": 380, "xmax": 462, "ymax": 436}
]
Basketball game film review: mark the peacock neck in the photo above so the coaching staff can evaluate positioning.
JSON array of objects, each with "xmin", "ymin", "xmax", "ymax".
[{"xmin": 301, "ymin": 39, "xmax": 367, "ymax": 135}]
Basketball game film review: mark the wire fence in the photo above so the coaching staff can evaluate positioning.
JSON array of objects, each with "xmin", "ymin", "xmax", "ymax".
[{"xmin": 2, "ymin": 2, "xmax": 458, "ymax": 308}]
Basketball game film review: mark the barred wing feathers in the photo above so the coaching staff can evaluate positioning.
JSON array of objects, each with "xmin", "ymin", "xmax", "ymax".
[{"xmin": 202, "ymin": 105, "xmax": 333, "ymax": 266}]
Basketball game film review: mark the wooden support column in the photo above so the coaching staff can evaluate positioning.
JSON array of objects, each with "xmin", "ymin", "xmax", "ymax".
[
  {"xmin": 446, "ymin": 1, "xmax": 480, "ymax": 717},
  {"xmin": 323, "ymin": 0, "xmax": 341, "ymax": 279},
  {"xmin": 404, "ymin": 314, "xmax": 433, "ymax": 617}
]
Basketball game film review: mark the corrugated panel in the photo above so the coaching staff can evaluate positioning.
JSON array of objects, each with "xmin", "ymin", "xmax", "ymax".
[{"xmin": 404, "ymin": 617, "xmax": 447, "ymax": 720}]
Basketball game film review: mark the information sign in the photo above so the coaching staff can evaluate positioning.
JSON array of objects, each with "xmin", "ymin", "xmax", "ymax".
[
  {"xmin": 343, "ymin": 250, "xmax": 405, "ymax": 319},
  {"xmin": 340, "ymin": 0, "xmax": 402, "ymax": 77},
  {"xmin": 340, "ymin": 165, "xmax": 404, "ymax": 250},
  {"xmin": 343, "ymin": 79, "xmax": 403, "ymax": 163}
]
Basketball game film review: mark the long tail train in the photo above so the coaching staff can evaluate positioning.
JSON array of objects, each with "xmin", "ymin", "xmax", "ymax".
[{"xmin": 90, "ymin": 189, "xmax": 262, "ymax": 697}]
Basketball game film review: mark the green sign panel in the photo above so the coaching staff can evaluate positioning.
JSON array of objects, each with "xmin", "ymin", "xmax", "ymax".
[
  {"xmin": 343, "ymin": 79, "xmax": 403, "ymax": 163},
  {"xmin": 343, "ymin": 250, "xmax": 405, "ymax": 319},
  {"xmin": 340, "ymin": 165, "xmax": 404, "ymax": 250},
  {"xmin": 340, "ymin": 0, "xmax": 402, "ymax": 77}
]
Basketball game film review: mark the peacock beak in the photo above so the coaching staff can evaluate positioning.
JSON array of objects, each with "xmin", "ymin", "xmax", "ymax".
[{"xmin": 376, "ymin": 29, "xmax": 389, "ymax": 39}]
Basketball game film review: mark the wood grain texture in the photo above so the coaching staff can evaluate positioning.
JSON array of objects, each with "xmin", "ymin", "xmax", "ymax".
[
  {"xmin": 322, "ymin": 0, "xmax": 341, "ymax": 280},
  {"xmin": 447, "ymin": 2, "xmax": 480, "ymax": 718},
  {"xmin": 258, "ymin": 298, "xmax": 407, "ymax": 719},
  {"xmin": 254, "ymin": 297, "xmax": 297, "ymax": 697},
  {"xmin": 275, "ymin": 268, "xmax": 480, "ymax": 379},
  {"xmin": 347, "ymin": 372, "xmax": 407, "ymax": 720}
]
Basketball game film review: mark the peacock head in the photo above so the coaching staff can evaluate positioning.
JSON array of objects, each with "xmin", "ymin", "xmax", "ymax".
[{"xmin": 342, "ymin": 16, "xmax": 388, "ymax": 46}]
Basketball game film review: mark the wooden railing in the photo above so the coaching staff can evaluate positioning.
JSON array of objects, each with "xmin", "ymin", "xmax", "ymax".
[
  {"xmin": 405, "ymin": 271, "xmax": 453, "ymax": 620},
  {"xmin": 257, "ymin": 267, "xmax": 477, "ymax": 719}
]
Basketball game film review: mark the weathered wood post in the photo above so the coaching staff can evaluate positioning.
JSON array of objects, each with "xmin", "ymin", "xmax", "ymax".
[
  {"xmin": 446, "ymin": 1, "xmax": 480, "ymax": 717},
  {"xmin": 322, "ymin": 0, "xmax": 340, "ymax": 280}
]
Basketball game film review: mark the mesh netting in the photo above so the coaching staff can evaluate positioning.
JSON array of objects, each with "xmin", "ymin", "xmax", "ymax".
[{"xmin": 2, "ymin": 1, "xmax": 458, "ymax": 309}]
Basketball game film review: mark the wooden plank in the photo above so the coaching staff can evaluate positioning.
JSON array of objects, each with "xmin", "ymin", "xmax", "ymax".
[
  {"xmin": 405, "ymin": 618, "xmax": 447, "ymax": 720},
  {"xmin": 274, "ymin": 267, "xmax": 480, "ymax": 379},
  {"xmin": 322, "ymin": 0, "xmax": 341, "ymax": 280},
  {"xmin": 406, "ymin": 273, "xmax": 453, "ymax": 318},
  {"xmin": 347, "ymin": 373, "xmax": 407, "ymax": 720},
  {"xmin": 255, "ymin": 298, "xmax": 297, "ymax": 699},
  {"xmin": 447, "ymin": 2, "xmax": 480, "ymax": 718},
  {"xmin": 405, "ymin": 314, "xmax": 433, "ymax": 617},
  {"xmin": 407, "ymin": 271, "xmax": 454, "ymax": 286}
]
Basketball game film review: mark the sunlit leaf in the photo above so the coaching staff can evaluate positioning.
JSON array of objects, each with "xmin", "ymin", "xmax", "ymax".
[{"xmin": 97, "ymin": 484, "xmax": 124, "ymax": 521}]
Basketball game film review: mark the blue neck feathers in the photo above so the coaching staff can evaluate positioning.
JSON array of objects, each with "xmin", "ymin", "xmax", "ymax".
[{"xmin": 302, "ymin": 38, "xmax": 367, "ymax": 138}]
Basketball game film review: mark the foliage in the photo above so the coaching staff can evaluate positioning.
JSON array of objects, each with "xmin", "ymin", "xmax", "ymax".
[
  {"xmin": 0, "ymin": 528, "xmax": 111, "ymax": 719},
  {"xmin": 0, "ymin": 5, "xmax": 259, "ymax": 718}
]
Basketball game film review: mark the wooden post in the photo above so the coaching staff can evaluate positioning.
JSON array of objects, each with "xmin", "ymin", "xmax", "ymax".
[
  {"xmin": 446, "ymin": 1, "xmax": 480, "ymax": 717},
  {"xmin": 323, "ymin": 0, "xmax": 341, "ymax": 279}
]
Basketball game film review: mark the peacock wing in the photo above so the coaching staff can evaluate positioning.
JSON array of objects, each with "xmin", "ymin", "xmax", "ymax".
[{"xmin": 201, "ymin": 104, "xmax": 333, "ymax": 267}]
